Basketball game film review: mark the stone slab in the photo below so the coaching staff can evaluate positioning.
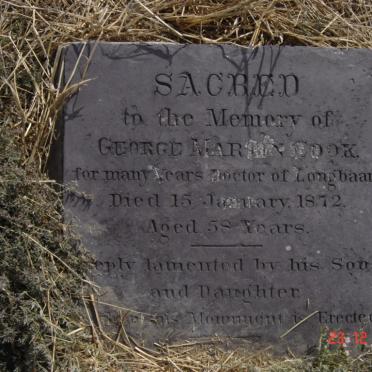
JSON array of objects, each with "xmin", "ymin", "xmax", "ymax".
[{"xmin": 55, "ymin": 43, "xmax": 372, "ymax": 352}]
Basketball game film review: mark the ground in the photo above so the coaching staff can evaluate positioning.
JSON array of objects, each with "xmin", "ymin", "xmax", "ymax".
[{"xmin": 1, "ymin": 0, "xmax": 372, "ymax": 370}]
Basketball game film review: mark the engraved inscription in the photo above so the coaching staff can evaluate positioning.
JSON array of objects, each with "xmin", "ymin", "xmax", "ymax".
[{"xmin": 60, "ymin": 44, "xmax": 372, "ymax": 352}]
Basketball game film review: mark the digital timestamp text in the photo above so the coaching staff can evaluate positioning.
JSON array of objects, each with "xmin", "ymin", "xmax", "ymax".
[{"xmin": 326, "ymin": 331, "xmax": 368, "ymax": 346}]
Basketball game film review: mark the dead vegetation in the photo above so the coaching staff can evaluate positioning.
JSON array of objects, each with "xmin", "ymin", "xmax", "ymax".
[{"xmin": 2, "ymin": 0, "xmax": 372, "ymax": 370}]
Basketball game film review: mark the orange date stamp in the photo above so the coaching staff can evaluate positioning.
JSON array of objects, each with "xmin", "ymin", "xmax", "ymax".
[{"xmin": 326, "ymin": 330, "xmax": 368, "ymax": 346}]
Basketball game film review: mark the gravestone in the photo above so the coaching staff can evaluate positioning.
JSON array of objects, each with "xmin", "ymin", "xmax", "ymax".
[{"xmin": 54, "ymin": 43, "xmax": 372, "ymax": 352}]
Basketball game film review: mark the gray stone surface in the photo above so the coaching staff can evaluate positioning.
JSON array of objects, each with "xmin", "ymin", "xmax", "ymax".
[{"xmin": 56, "ymin": 43, "xmax": 372, "ymax": 352}]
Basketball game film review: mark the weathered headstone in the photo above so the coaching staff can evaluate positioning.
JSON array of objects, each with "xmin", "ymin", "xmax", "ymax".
[{"xmin": 54, "ymin": 43, "xmax": 372, "ymax": 352}]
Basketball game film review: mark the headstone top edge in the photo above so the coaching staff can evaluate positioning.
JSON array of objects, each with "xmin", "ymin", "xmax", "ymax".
[{"xmin": 59, "ymin": 41, "xmax": 372, "ymax": 52}]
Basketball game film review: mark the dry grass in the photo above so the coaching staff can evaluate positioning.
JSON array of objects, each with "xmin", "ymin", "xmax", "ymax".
[{"xmin": 2, "ymin": 0, "xmax": 372, "ymax": 370}]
